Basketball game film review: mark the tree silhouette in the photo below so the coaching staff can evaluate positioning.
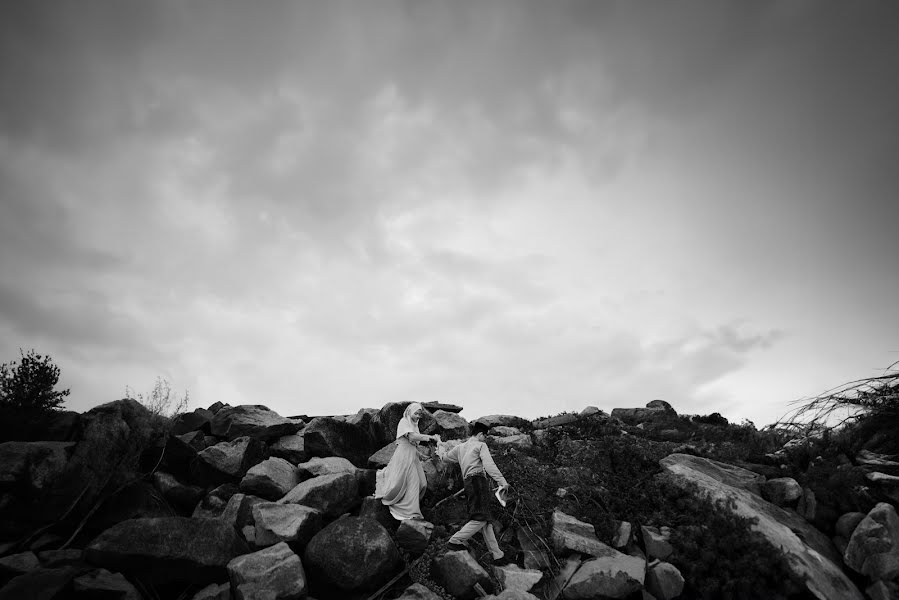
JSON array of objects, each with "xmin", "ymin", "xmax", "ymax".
[{"xmin": 0, "ymin": 349, "xmax": 70, "ymax": 439}]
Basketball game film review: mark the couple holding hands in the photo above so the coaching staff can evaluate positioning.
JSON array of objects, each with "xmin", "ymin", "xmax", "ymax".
[{"xmin": 374, "ymin": 403, "xmax": 512, "ymax": 565}]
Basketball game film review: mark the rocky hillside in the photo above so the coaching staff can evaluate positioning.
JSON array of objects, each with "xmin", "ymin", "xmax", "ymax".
[{"xmin": 1, "ymin": 398, "xmax": 898, "ymax": 600}]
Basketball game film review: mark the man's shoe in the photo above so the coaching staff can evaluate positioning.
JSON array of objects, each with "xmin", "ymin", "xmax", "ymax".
[
  {"xmin": 446, "ymin": 542, "xmax": 466, "ymax": 552},
  {"xmin": 492, "ymin": 554, "xmax": 515, "ymax": 567}
]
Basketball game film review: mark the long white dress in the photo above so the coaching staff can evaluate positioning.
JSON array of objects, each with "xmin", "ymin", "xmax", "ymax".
[
  {"xmin": 375, "ymin": 404, "xmax": 428, "ymax": 521},
  {"xmin": 375, "ymin": 434, "xmax": 427, "ymax": 520}
]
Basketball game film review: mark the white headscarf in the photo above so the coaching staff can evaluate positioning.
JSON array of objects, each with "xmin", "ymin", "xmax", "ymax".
[{"xmin": 396, "ymin": 402, "xmax": 424, "ymax": 440}]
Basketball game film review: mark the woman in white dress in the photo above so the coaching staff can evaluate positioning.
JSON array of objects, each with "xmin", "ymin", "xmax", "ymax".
[{"xmin": 375, "ymin": 403, "xmax": 440, "ymax": 520}]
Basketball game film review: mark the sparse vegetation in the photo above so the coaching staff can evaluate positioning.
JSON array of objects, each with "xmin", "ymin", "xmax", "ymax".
[{"xmin": 125, "ymin": 376, "xmax": 190, "ymax": 418}]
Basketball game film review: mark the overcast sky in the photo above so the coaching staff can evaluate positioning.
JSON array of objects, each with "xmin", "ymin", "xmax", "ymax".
[{"xmin": 1, "ymin": 1, "xmax": 897, "ymax": 426}]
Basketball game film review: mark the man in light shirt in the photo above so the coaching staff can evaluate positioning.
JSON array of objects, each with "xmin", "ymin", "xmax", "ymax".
[{"xmin": 442, "ymin": 421, "xmax": 513, "ymax": 565}]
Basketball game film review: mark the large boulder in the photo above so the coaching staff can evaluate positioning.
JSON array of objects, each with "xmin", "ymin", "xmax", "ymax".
[
  {"xmin": 219, "ymin": 493, "xmax": 265, "ymax": 531},
  {"xmin": 297, "ymin": 456, "xmax": 357, "ymax": 479},
  {"xmin": 278, "ymin": 472, "xmax": 359, "ymax": 518},
  {"xmin": 304, "ymin": 516, "xmax": 402, "ymax": 592},
  {"xmin": 0, "ymin": 551, "xmax": 40, "ymax": 584},
  {"xmin": 531, "ymin": 413, "xmax": 579, "ymax": 429},
  {"xmin": 210, "ymin": 405, "xmax": 302, "ymax": 441},
  {"xmin": 0, "ymin": 566, "xmax": 84, "ymax": 600},
  {"xmin": 171, "ymin": 408, "xmax": 214, "ymax": 435},
  {"xmin": 474, "ymin": 415, "xmax": 531, "ymax": 429},
  {"xmin": 152, "ymin": 471, "xmax": 204, "ymax": 512},
  {"xmin": 190, "ymin": 582, "xmax": 231, "ymax": 600},
  {"xmin": 368, "ymin": 442, "xmax": 398, "ymax": 468},
  {"xmin": 489, "ymin": 434, "xmax": 533, "ymax": 451},
  {"xmin": 302, "ymin": 417, "xmax": 378, "ymax": 467},
  {"xmin": 396, "ymin": 582, "xmax": 445, "ymax": 599},
  {"xmin": 194, "ymin": 436, "xmax": 264, "ymax": 483},
  {"xmin": 836, "ymin": 512, "xmax": 868, "ymax": 540},
  {"xmin": 20, "ymin": 400, "xmax": 166, "ymax": 536},
  {"xmin": 227, "ymin": 541, "xmax": 307, "ymax": 600},
  {"xmin": 659, "ymin": 453, "xmax": 864, "ymax": 600},
  {"xmin": 240, "ymin": 457, "xmax": 299, "ymax": 500},
  {"xmin": 844, "ymin": 502, "xmax": 899, "ymax": 582},
  {"xmin": 0, "ymin": 441, "xmax": 76, "ymax": 494},
  {"xmin": 562, "ymin": 553, "xmax": 645, "ymax": 599},
  {"xmin": 396, "ymin": 519, "xmax": 434, "ymax": 556},
  {"xmin": 609, "ymin": 400, "xmax": 677, "ymax": 425},
  {"xmin": 641, "ymin": 526, "xmax": 673, "ymax": 560},
  {"xmin": 644, "ymin": 561, "xmax": 685, "ymax": 600},
  {"xmin": 253, "ymin": 502, "xmax": 322, "ymax": 548},
  {"xmin": 73, "ymin": 568, "xmax": 142, "ymax": 599},
  {"xmin": 432, "ymin": 550, "xmax": 492, "ymax": 600},
  {"xmin": 84, "ymin": 517, "xmax": 249, "ymax": 584},
  {"xmin": 431, "ymin": 410, "xmax": 470, "ymax": 440},
  {"xmin": 191, "ymin": 483, "xmax": 239, "ymax": 519},
  {"xmin": 494, "ymin": 565, "xmax": 543, "ymax": 592},
  {"xmin": 550, "ymin": 511, "xmax": 608, "ymax": 557},
  {"xmin": 761, "ymin": 477, "xmax": 803, "ymax": 506},
  {"xmin": 269, "ymin": 433, "xmax": 308, "ymax": 465}
]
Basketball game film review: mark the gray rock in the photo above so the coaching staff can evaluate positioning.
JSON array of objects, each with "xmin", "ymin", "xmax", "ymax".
[
  {"xmin": 297, "ymin": 456, "xmax": 357, "ymax": 479},
  {"xmin": 396, "ymin": 519, "xmax": 434, "ymax": 556},
  {"xmin": 358, "ymin": 496, "xmax": 398, "ymax": 533},
  {"xmin": 562, "ymin": 553, "xmax": 645, "ymax": 599},
  {"xmin": 171, "ymin": 408, "xmax": 214, "ymax": 435},
  {"xmin": 210, "ymin": 405, "xmax": 302, "ymax": 441},
  {"xmin": 240, "ymin": 457, "xmax": 299, "ymax": 500},
  {"xmin": 611, "ymin": 521, "xmax": 633, "ymax": 549},
  {"xmin": 550, "ymin": 511, "xmax": 608, "ymax": 557},
  {"xmin": 219, "ymin": 493, "xmax": 265, "ymax": 531},
  {"xmin": 431, "ymin": 410, "xmax": 470, "ymax": 440},
  {"xmin": 844, "ymin": 502, "xmax": 899, "ymax": 581},
  {"xmin": 85, "ymin": 517, "xmax": 249, "ymax": 584},
  {"xmin": 761, "ymin": 477, "xmax": 802, "ymax": 506},
  {"xmin": 304, "ymin": 516, "xmax": 402, "ymax": 592},
  {"xmin": 395, "ymin": 582, "xmax": 444, "ymax": 599},
  {"xmin": 302, "ymin": 417, "xmax": 378, "ymax": 467},
  {"xmin": 0, "ymin": 441, "xmax": 75, "ymax": 493},
  {"xmin": 36, "ymin": 549, "xmax": 84, "ymax": 568},
  {"xmin": 644, "ymin": 561, "xmax": 685, "ymax": 600},
  {"xmin": 195, "ymin": 436, "xmax": 264, "ymax": 482},
  {"xmin": 228, "ymin": 541, "xmax": 307, "ymax": 600},
  {"xmin": 532, "ymin": 414, "xmax": 579, "ymax": 429},
  {"xmin": 0, "ymin": 551, "xmax": 40, "ymax": 580},
  {"xmin": 191, "ymin": 483, "xmax": 239, "ymax": 519},
  {"xmin": 866, "ymin": 471, "xmax": 899, "ymax": 503},
  {"xmin": 485, "ymin": 591, "xmax": 541, "ymax": 600},
  {"xmin": 866, "ymin": 580, "xmax": 899, "ymax": 600},
  {"xmin": 835, "ymin": 512, "xmax": 867, "ymax": 540},
  {"xmin": 646, "ymin": 400, "xmax": 676, "ymax": 414},
  {"xmin": 494, "ymin": 564, "xmax": 543, "ymax": 592},
  {"xmin": 579, "ymin": 406, "xmax": 603, "ymax": 417},
  {"xmin": 190, "ymin": 582, "xmax": 231, "ymax": 600},
  {"xmin": 270, "ymin": 433, "xmax": 308, "ymax": 465},
  {"xmin": 491, "ymin": 426, "xmax": 522, "ymax": 436},
  {"xmin": 474, "ymin": 415, "xmax": 531, "ymax": 429},
  {"xmin": 152, "ymin": 471, "xmax": 204, "ymax": 511},
  {"xmin": 641, "ymin": 526, "xmax": 673, "ymax": 560},
  {"xmin": 368, "ymin": 442, "xmax": 398, "ymax": 468},
  {"xmin": 0, "ymin": 567, "xmax": 81, "ymax": 600},
  {"xmin": 73, "ymin": 568, "xmax": 141, "ymax": 599},
  {"xmin": 432, "ymin": 550, "xmax": 492, "ymax": 600},
  {"xmin": 253, "ymin": 502, "xmax": 322, "ymax": 548},
  {"xmin": 279, "ymin": 472, "xmax": 359, "ymax": 518},
  {"xmin": 797, "ymin": 486, "xmax": 817, "ymax": 521},
  {"xmin": 660, "ymin": 453, "xmax": 863, "ymax": 600},
  {"xmin": 489, "ymin": 433, "xmax": 533, "ymax": 450}
]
